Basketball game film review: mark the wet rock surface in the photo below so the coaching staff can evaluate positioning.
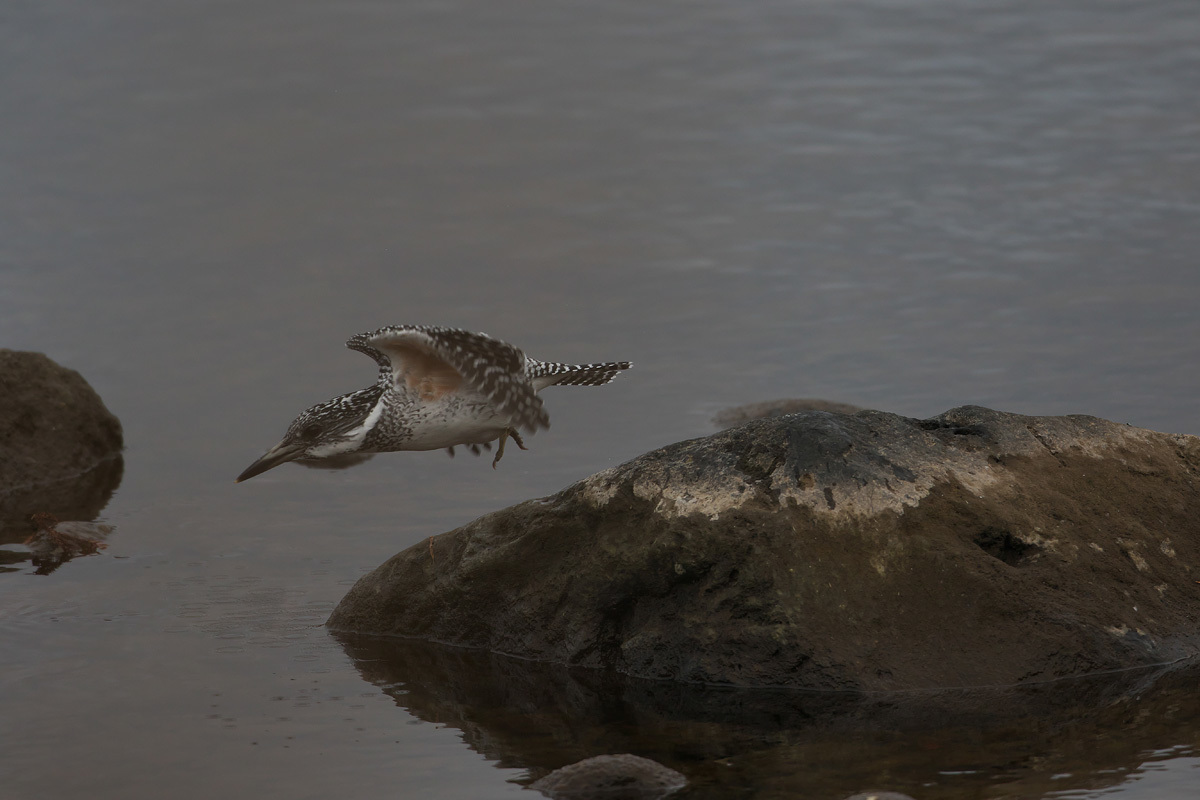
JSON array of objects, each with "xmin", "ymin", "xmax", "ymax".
[
  {"xmin": 329, "ymin": 406, "xmax": 1200, "ymax": 691},
  {"xmin": 0, "ymin": 350, "xmax": 124, "ymax": 569}
]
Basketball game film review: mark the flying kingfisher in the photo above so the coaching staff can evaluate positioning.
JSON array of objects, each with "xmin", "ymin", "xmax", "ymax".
[{"xmin": 235, "ymin": 324, "xmax": 632, "ymax": 482}]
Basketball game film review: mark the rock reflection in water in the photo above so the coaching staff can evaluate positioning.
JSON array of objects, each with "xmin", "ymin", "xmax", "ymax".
[
  {"xmin": 0, "ymin": 455, "xmax": 124, "ymax": 574},
  {"xmin": 20, "ymin": 513, "xmax": 115, "ymax": 575},
  {"xmin": 333, "ymin": 633, "xmax": 1200, "ymax": 799}
]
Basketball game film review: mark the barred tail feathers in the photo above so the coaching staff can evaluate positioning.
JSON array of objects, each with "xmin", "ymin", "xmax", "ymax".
[{"xmin": 527, "ymin": 360, "xmax": 632, "ymax": 390}]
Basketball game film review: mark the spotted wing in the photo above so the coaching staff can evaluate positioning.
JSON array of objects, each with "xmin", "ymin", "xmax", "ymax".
[
  {"xmin": 526, "ymin": 359, "xmax": 632, "ymax": 391},
  {"xmin": 346, "ymin": 325, "xmax": 549, "ymax": 432}
]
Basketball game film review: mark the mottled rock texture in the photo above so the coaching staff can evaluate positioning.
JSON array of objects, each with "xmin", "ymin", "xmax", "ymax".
[
  {"xmin": 329, "ymin": 406, "xmax": 1200, "ymax": 690},
  {"xmin": 0, "ymin": 349, "xmax": 123, "ymax": 542},
  {"xmin": 712, "ymin": 397, "xmax": 864, "ymax": 428},
  {"xmin": 530, "ymin": 754, "xmax": 686, "ymax": 800}
]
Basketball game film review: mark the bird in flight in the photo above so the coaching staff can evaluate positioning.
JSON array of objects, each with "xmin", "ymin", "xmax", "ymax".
[{"xmin": 236, "ymin": 324, "xmax": 631, "ymax": 482}]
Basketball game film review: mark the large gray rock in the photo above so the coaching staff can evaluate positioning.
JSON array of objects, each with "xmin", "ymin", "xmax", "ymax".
[
  {"xmin": 0, "ymin": 349, "xmax": 123, "ymax": 551},
  {"xmin": 328, "ymin": 406, "xmax": 1200, "ymax": 691}
]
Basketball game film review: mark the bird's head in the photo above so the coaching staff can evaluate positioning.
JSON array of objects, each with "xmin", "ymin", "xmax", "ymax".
[{"xmin": 236, "ymin": 387, "xmax": 384, "ymax": 482}]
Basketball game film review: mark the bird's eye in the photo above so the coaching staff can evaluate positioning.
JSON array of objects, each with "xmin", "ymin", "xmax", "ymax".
[{"xmin": 300, "ymin": 423, "xmax": 321, "ymax": 441}]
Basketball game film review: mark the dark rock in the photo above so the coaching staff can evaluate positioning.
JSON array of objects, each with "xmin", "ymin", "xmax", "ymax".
[
  {"xmin": 0, "ymin": 350, "xmax": 123, "ymax": 553},
  {"xmin": 713, "ymin": 397, "xmax": 865, "ymax": 428},
  {"xmin": 529, "ymin": 754, "xmax": 686, "ymax": 800},
  {"xmin": 329, "ymin": 406, "xmax": 1200, "ymax": 691},
  {"xmin": 0, "ymin": 350, "xmax": 123, "ymax": 486}
]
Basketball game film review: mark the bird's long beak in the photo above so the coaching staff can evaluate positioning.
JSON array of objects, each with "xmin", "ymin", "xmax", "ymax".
[{"xmin": 236, "ymin": 440, "xmax": 307, "ymax": 483}]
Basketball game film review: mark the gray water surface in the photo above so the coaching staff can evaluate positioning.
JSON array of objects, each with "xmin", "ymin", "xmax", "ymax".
[{"xmin": 2, "ymin": 1, "xmax": 1199, "ymax": 798}]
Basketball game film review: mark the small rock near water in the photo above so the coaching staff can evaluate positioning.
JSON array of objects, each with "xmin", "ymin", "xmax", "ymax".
[
  {"xmin": 0, "ymin": 349, "xmax": 123, "ymax": 492},
  {"xmin": 530, "ymin": 754, "xmax": 687, "ymax": 800},
  {"xmin": 0, "ymin": 349, "xmax": 124, "ymax": 564}
]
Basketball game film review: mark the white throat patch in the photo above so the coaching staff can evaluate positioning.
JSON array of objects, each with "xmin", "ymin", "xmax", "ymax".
[{"xmin": 307, "ymin": 396, "xmax": 386, "ymax": 459}]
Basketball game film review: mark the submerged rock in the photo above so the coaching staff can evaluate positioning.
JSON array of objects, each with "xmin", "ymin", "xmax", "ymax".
[
  {"xmin": 329, "ymin": 406, "xmax": 1200, "ymax": 691},
  {"xmin": 530, "ymin": 754, "xmax": 686, "ymax": 800},
  {"xmin": 23, "ymin": 513, "xmax": 115, "ymax": 575}
]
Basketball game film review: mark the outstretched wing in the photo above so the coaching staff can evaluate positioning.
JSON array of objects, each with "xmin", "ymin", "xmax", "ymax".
[
  {"xmin": 346, "ymin": 325, "xmax": 549, "ymax": 432},
  {"xmin": 526, "ymin": 359, "xmax": 632, "ymax": 391}
]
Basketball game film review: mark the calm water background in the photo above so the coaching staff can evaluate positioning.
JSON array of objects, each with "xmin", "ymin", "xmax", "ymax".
[{"xmin": 2, "ymin": 0, "xmax": 1199, "ymax": 798}]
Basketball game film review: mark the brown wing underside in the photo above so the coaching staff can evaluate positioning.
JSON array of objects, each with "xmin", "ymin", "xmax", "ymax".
[
  {"xmin": 349, "ymin": 325, "xmax": 548, "ymax": 431},
  {"xmin": 387, "ymin": 343, "xmax": 465, "ymax": 402}
]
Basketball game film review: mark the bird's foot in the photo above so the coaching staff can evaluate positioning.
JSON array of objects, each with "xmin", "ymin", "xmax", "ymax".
[
  {"xmin": 492, "ymin": 428, "xmax": 529, "ymax": 468},
  {"xmin": 446, "ymin": 446, "xmax": 455, "ymax": 458}
]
